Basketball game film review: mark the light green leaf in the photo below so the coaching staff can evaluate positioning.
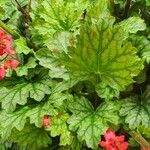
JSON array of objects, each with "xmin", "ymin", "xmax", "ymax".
[
  {"xmin": 62, "ymin": 21, "xmax": 143, "ymax": 99},
  {"xmin": 68, "ymin": 97, "xmax": 119, "ymax": 149},
  {"xmin": 30, "ymin": 0, "xmax": 89, "ymax": 45},
  {"xmin": 35, "ymin": 48, "xmax": 60, "ymax": 69},
  {"xmin": 0, "ymin": 83, "xmax": 31, "ymax": 112},
  {"xmin": 27, "ymin": 102, "xmax": 57, "ymax": 127},
  {"xmin": 14, "ymin": 37, "xmax": 32, "ymax": 55},
  {"xmin": 29, "ymin": 82, "xmax": 51, "ymax": 101},
  {"xmin": 49, "ymin": 92, "xmax": 73, "ymax": 108},
  {"xmin": 48, "ymin": 112, "xmax": 73, "ymax": 146},
  {"xmin": 15, "ymin": 57, "xmax": 37, "ymax": 76},
  {"xmin": 46, "ymin": 32, "xmax": 76, "ymax": 53},
  {"xmin": 10, "ymin": 124, "xmax": 52, "ymax": 150},
  {"xmin": 0, "ymin": 76, "xmax": 51, "ymax": 112},
  {"xmin": 0, "ymin": 107, "xmax": 29, "ymax": 139},
  {"xmin": 0, "ymin": 101, "xmax": 56, "ymax": 139},
  {"xmin": 118, "ymin": 17, "xmax": 146, "ymax": 36},
  {"xmin": 120, "ymin": 86, "xmax": 150, "ymax": 129}
]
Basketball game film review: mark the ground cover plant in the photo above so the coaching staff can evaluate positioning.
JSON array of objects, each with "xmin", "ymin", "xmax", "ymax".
[{"xmin": 0, "ymin": 0, "xmax": 150, "ymax": 149}]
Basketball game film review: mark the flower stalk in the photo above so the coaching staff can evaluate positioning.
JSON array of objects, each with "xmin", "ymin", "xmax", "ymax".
[{"xmin": 129, "ymin": 131, "xmax": 150, "ymax": 148}]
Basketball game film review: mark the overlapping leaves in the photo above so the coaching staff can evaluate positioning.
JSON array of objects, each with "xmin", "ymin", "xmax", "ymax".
[
  {"xmin": 30, "ymin": 0, "xmax": 89, "ymax": 46},
  {"xmin": 68, "ymin": 96, "xmax": 119, "ymax": 149},
  {"xmin": 0, "ymin": 101, "xmax": 56, "ymax": 139},
  {"xmin": 0, "ymin": 72, "xmax": 52, "ymax": 112}
]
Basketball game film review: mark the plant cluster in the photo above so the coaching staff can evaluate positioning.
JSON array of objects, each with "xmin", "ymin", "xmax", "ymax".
[{"xmin": 0, "ymin": 0, "xmax": 150, "ymax": 150}]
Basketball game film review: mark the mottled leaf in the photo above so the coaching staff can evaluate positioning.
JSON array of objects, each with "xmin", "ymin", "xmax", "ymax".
[{"xmin": 68, "ymin": 97, "xmax": 119, "ymax": 149}]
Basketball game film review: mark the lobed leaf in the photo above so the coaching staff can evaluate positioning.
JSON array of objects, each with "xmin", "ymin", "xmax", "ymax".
[
  {"xmin": 0, "ymin": 76, "xmax": 51, "ymax": 112},
  {"xmin": 68, "ymin": 97, "xmax": 119, "ymax": 149},
  {"xmin": 62, "ymin": 20, "xmax": 143, "ymax": 99},
  {"xmin": 120, "ymin": 86, "xmax": 150, "ymax": 129}
]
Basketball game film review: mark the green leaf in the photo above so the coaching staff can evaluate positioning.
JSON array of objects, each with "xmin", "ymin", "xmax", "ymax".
[
  {"xmin": 120, "ymin": 86, "xmax": 150, "ymax": 129},
  {"xmin": 130, "ymin": 35, "xmax": 150, "ymax": 63},
  {"xmin": 0, "ymin": 102, "xmax": 56, "ymax": 139},
  {"xmin": 68, "ymin": 97, "xmax": 119, "ymax": 149},
  {"xmin": 0, "ymin": 107, "xmax": 29, "ymax": 139},
  {"xmin": 0, "ymin": 75, "xmax": 51, "ymax": 112},
  {"xmin": 0, "ymin": 83, "xmax": 31, "ymax": 112},
  {"xmin": 14, "ymin": 37, "xmax": 32, "ymax": 55},
  {"xmin": 146, "ymin": 0, "xmax": 150, "ymax": 6},
  {"xmin": 46, "ymin": 32, "xmax": 76, "ymax": 53},
  {"xmin": 15, "ymin": 57, "xmax": 37, "ymax": 76},
  {"xmin": 10, "ymin": 124, "xmax": 52, "ymax": 150},
  {"xmin": 30, "ymin": 0, "xmax": 89, "ymax": 45},
  {"xmin": 62, "ymin": 21, "xmax": 143, "ymax": 99},
  {"xmin": 27, "ymin": 102, "xmax": 57, "ymax": 127},
  {"xmin": 118, "ymin": 17, "xmax": 146, "ymax": 36},
  {"xmin": 35, "ymin": 48, "xmax": 61, "ymax": 70},
  {"xmin": 48, "ymin": 112, "xmax": 73, "ymax": 146}
]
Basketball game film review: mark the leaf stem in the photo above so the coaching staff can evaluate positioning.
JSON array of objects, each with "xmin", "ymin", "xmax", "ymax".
[
  {"xmin": 14, "ymin": 0, "xmax": 30, "ymax": 18},
  {"xmin": 0, "ymin": 20, "xmax": 20, "ymax": 39},
  {"xmin": 29, "ymin": 0, "xmax": 32, "ymax": 12},
  {"xmin": 0, "ymin": 54, "xmax": 8, "ymax": 62},
  {"xmin": 123, "ymin": 0, "xmax": 131, "ymax": 19},
  {"xmin": 129, "ymin": 131, "xmax": 150, "ymax": 148}
]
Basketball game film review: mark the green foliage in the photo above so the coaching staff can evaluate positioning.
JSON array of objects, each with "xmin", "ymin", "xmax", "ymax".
[
  {"xmin": 10, "ymin": 124, "xmax": 52, "ymax": 150},
  {"xmin": 0, "ymin": 0, "xmax": 150, "ymax": 149},
  {"xmin": 48, "ymin": 112, "xmax": 73, "ymax": 146},
  {"xmin": 120, "ymin": 86, "xmax": 150, "ymax": 129},
  {"xmin": 68, "ymin": 97, "xmax": 119, "ymax": 149}
]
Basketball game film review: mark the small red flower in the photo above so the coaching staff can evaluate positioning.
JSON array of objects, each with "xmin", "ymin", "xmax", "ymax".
[
  {"xmin": 0, "ymin": 30, "xmax": 15, "ymax": 55},
  {"xmin": 0, "ymin": 29, "xmax": 20, "ymax": 80},
  {"xmin": 0, "ymin": 67, "xmax": 7, "ymax": 80},
  {"xmin": 8, "ymin": 59, "xmax": 20, "ymax": 68},
  {"xmin": 42, "ymin": 115, "xmax": 51, "ymax": 127},
  {"xmin": 100, "ymin": 129, "xmax": 128, "ymax": 150}
]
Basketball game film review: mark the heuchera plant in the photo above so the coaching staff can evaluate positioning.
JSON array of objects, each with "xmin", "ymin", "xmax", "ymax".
[{"xmin": 0, "ymin": 0, "xmax": 150, "ymax": 150}]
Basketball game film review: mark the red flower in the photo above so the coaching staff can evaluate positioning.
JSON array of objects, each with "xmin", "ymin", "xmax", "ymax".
[
  {"xmin": 0, "ymin": 67, "xmax": 7, "ymax": 80},
  {"xmin": 8, "ymin": 59, "xmax": 20, "ymax": 68},
  {"xmin": 100, "ymin": 129, "xmax": 128, "ymax": 150},
  {"xmin": 0, "ymin": 30, "xmax": 15, "ymax": 55},
  {"xmin": 4, "ymin": 59, "xmax": 20, "ymax": 69},
  {"xmin": 42, "ymin": 115, "xmax": 51, "ymax": 127}
]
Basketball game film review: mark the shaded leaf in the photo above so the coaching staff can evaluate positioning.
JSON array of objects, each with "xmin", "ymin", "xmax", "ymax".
[
  {"xmin": 15, "ymin": 57, "xmax": 37, "ymax": 76},
  {"xmin": 0, "ymin": 107, "xmax": 29, "ymax": 139},
  {"xmin": 130, "ymin": 35, "xmax": 150, "ymax": 63},
  {"xmin": 0, "ymin": 76, "xmax": 51, "ymax": 112},
  {"xmin": 120, "ymin": 86, "xmax": 150, "ymax": 129},
  {"xmin": 10, "ymin": 124, "xmax": 52, "ymax": 150}
]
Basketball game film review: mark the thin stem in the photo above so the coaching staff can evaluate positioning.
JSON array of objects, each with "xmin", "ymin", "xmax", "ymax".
[
  {"xmin": 0, "ymin": 54, "xmax": 8, "ymax": 62},
  {"xmin": 29, "ymin": 0, "xmax": 32, "ymax": 12},
  {"xmin": 129, "ymin": 131, "xmax": 150, "ymax": 148},
  {"xmin": 0, "ymin": 20, "xmax": 19, "ymax": 39},
  {"xmin": 14, "ymin": 0, "xmax": 30, "ymax": 18},
  {"xmin": 123, "ymin": 0, "xmax": 131, "ymax": 19}
]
